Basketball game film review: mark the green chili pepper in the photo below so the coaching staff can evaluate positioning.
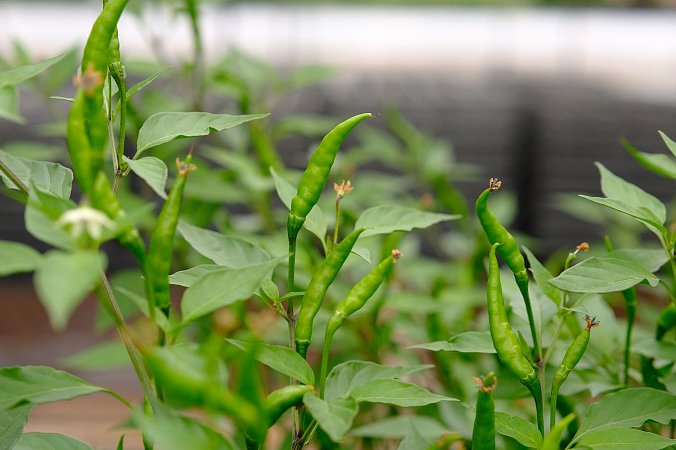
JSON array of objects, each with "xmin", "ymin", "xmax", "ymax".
[
  {"xmin": 486, "ymin": 243, "xmax": 543, "ymax": 433},
  {"xmin": 145, "ymin": 347, "xmax": 260, "ymax": 431},
  {"xmin": 472, "ymin": 372, "xmax": 496, "ymax": 450},
  {"xmin": 66, "ymin": 0, "xmax": 128, "ymax": 195},
  {"xmin": 287, "ymin": 113, "xmax": 371, "ymax": 242},
  {"xmin": 148, "ymin": 156, "xmax": 196, "ymax": 315},
  {"xmin": 263, "ymin": 385, "xmax": 314, "ymax": 427},
  {"xmin": 550, "ymin": 315, "xmax": 598, "ymax": 430},
  {"xmin": 319, "ymin": 249, "xmax": 401, "ymax": 397},
  {"xmin": 295, "ymin": 227, "xmax": 365, "ymax": 358},
  {"xmin": 476, "ymin": 178, "xmax": 540, "ymax": 360}
]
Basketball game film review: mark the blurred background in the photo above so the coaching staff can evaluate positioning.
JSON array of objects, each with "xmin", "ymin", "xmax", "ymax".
[{"xmin": 1, "ymin": 0, "xmax": 675, "ymax": 447}]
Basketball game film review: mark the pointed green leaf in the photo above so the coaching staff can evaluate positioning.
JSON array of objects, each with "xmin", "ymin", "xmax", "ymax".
[
  {"xmin": 25, "ymin": 188, "xmax": 75, "ymax": 250},
  {"xmin": 60, "ymin": 340, "xmax": 129, "ymax": 372},
  {"xmin": 181, "ymin": 257, "xmax": 284, "ymax": 323},
  {"xmin": 0, "ymin": 403, "xmax": 33, "ymax": 450},
  {"xmin": 608, "ymin": 248, "xmax": 669, "ymax": 274},
  {"xmin": 325, "ymin": 361, "xmax": 432, "ymax": 401},
  {"xmin": 303, "ymin": 394, "xmax": 358, "ymax": 442},
  {"xmin": 122, "ymin": 156, "xmax": 167, "ymax": 199},
  {"xmin": 178, "ymin": 221, "xmax": 269, "ymax": 268},
  {"xmin": 13, "ymin": 432, "xmax": 92, "ymax": 450},
  {"xmin": 576, "ymin": 427, "xmax": 676, "ymax": 450},
  {"xmin": 659, "ymin": 130, "xmax": 676, "ymax": 158},
  {"xmin": 408, "ymin": 331, "xmax": 496, "ymax": 354},
  {"xmin": 355, "ymin": 205, "xmax": 460, "ymax": 237},
  {"xmin": 136, "ymin": 112, "xmax": 268, "ymax": 154},
  {"xmin": 349, "ymin": 379, "xmax": 454, "ymax": 407},
  {"xmin": 523, "ymin": 246, "xmax": 561, "ymax": 305},
  {"xmin": 169, "ymin": 264, "xmax": 223, "ymax": 287},
  {"xmin": 0, "ymin": 86, "xmax": 23, "ymax": 124},
  {"xmin": 116, "ymin": 435, "xmax": 124, "ymax": 450},
  {"xmin": 270, "ymin": 168, "xmax": 327, "ymax": 243},
  {"xmin": 0, "ymin": 54, "xmax": 65, "ymax": 89},
  {"xmin": 0, "ymin": 150, "xmax": 73, "ymax": 198},
  {"xmin": 126, "ymin": 67, "xmax": 172, "ymax": 100},
  {"xmin": 0, "ymin": 241, "xmax": 41, "ymax": 276},
  {"xmin": 135, "ymin": 406, "xmax": 237, "ymax": 450},
  {"xmin": 494, "ymin": 412, "xmax": 542, "ymax": 448},
  {"xmin": 227, "ymin": 339, "xmax": 314, "ymax": 385},
  {"xmin": 572, "ymin": 388, "xmax": 676, "ymax": 444},
  {"xmin": 549, "ymin": 256, "xmax": 660, "ymax": 294},
  {"xmin": 621, "ymin": 137, "xmax": 676, "ymax": 180},
  {"xmin": 350, "ymin": 416, "xmax": 447, "ymax": 439},
  {"xmin": 34, "ymin": 250, "xmax": 106, "ymax": 331},
  {"xmin": 0, "ymin": 366, "xmax": 106, "ymax": 410},
  {"xmin": 580, "ymin": 196, "xmax": 666, "ymax": 237}
]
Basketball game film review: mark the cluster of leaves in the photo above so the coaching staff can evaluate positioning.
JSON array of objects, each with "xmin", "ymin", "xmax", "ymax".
[{"xmin": 0, "ymin": 1, "xmax": 675, "ymax": 449}]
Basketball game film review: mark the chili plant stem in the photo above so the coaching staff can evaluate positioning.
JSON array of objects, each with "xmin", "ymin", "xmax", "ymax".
[
  {"xmin": 333, "ymin": 197, "xmax": 340, "ymax": 245},
  {"xmin": 622, "ymin": 288, "xmax": 637, "ymax": 386},
  {"xmin": 98, "ymin": 270, "xmax": 156, "ymax": 405}
]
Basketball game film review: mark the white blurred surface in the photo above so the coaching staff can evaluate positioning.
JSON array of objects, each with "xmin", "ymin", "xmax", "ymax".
[{"xmin": 2, "ymin": 3, "xmax": 676, "ymax": 99}]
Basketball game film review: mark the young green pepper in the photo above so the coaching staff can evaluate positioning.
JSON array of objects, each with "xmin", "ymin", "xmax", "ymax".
[
  {"xmin": 319, "ymin": 249, "xmax": 401, "ymax": 397},
  {"xmin": 67, "ymin": 0, "xmax": 128, "ymax": 195},
  {"xmin": 262, "ymin": 385, "xmax": 314, "ymax": 427},
  {"xmin": 486, "ymin": 243, "xmax": 543, "ymax": 433},
  {"xmin": 476, "ymin": 178, "xmax": 540, "ymax": 360},
  {"xmin": 287, "ymin": 113, "xmax": 371, "ymax": 242},
  {"xmin": 295, "ymin": 227, "xmax": 365, "ymax": 358},
  {"xmin": 550, "ymin": 315, "xmax": 598, "ymax": 430},
  {"xmin": 148, "ymin": 156, "xmax": 196, "ymax": 315},
  {"xmin": 472, "ymin": 372, "xmax": 497, "ymax": 450}
]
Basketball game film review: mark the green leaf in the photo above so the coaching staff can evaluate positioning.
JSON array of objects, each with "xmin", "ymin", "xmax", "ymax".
[
  {"xmin": 596, "ymin": 163, "xmax": 666, "ymax": 224},
  {"xmin": 181, "ymin": 257, "xmax": 284, "ymax": 323},
  {"xmin": 0, "ymin": 241, "xmax": 41, "ymax": 276},
  {"xmin": 580, "ymin": 196, "xmax": 666, "ymax": 237},
  {"xmin": 549, "ymin": 256, "xmax": 660, "ymax": 294},
  {"xmin": 631, "ymin": 338, "xmax": 676, "ymax": 363},
  {"xmin": 0, "ymin": 54, "xmax": 65, "ymax": 89},
  {"xmin": 575, "ymin": 427, "xmax": 676, "ymax": 450},
  {"xmin": 608, "ymin": 248, "xmax": 669, "ymax": 274},
  {"xmin": 408, "ymin": 331, "xmax": 496, "ymax": 353},
  {"xmin": 0, "ymin": 366, "xmax": 105, "ymax": 410},
  {"xmin": 349, "ymin": 379, "xmax": 454, "ymax": 407},
  {"xmin": 60, "ymin": 340, "xmax": 129, "ymax": 372},
  {"xmin": 659, "ymin": 130, "xmax": 676, "ymax": 158},
  {"xmin": 270, "ymin": 168, "xmax": 327, "ymax": 243},
  {"xmin": 226, "ymin": 339, "xmax": 314, "ymax": 385},
  {"xmin": 169, "ymin": 264, "xmax": 223, "ymax": 287},
  {"xmin": 621, "ymin": 137, "xmax": 676, "ymax": 180},
  {"xmin": 272, "ymin": 114, "xmax": 338, "ymax": 139},
  {"xmin": 136, "ymin": 112, "xmax": 268, "ymax": 155},
  {"xmin": 350, "ymin": 416, "xmax": 447, "ymax": 439},
  {"xmin": 494, "ymin": 412, "xmax": 542, "ymax": 448},
  {"xmin": 355, "ymin": 205, "xmax": 460, "ymax": 237},
  {"xmin": 523, "ymin": 246, "xmax": 561, "ymax": 305},
  {"xmin": 572, "ymin": 388, "xmax": 676, "ymax": 444},
  {"xmin": 303, "ymin": 394, "xmax": 358, "ymax": 443},
  {"xmin": 397, "ymin": 420, "xmax": 434, "ymax": 450},
  {"xmin": 122, "ymin": 156, "xmax": 167, "ymax": 199},
  {"xmin": 13, "ymin": 432, "xmax": 92, "ymax": 450},
  {"xmin": 116, "ymin": 435, "xmax": 124, "ymax": 450},
  {"xmin": 0, "ymin": 86, "xmax": 23, "ymax": 124},
  {"xmin": 0, "ymin": 150, "xmax": 73, "ymax": 198},
  {"xmin": 25, "ymin": 188, "xmax": 75, "ymax": 250},
  {"xmin": 351, "ymin": 246, "xmax": 371, "ymax": 263},
  {"xmin": 178, "ymin": 221, "xmax": 269, "ymax": 268},
  {"xmin": 0, "ymin": 403, "xmax": 33, "ymax": 450},
  {"xmin": 126, "ymin": 67, "xmax": 172, "ymax": 100},
  {"xmin": 325, "ymin": 361, "xmax": 433, "ymax": 401},
  {"xmin": 135, "ymin": 406, "xmax": 237, "ymax": 450},
  {"xmin": 34, "ymin": 250, "xmax": 106, "ymax": 331}
]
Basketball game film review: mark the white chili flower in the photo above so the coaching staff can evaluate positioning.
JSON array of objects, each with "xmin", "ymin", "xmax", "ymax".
[{"xmin": 57, "ymin": 205, "xmax": 114, "ymax": 240}]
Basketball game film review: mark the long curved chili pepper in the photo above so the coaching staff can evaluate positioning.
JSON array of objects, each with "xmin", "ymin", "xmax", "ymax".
[
  {"xmin": 486, "ymin": 243, "xmax": 543, "ymax": 433},
  {"xmin": 319, "ymin": 249, "xmax": 401, "ymax": 397},
  {"xmin": 472, "ymin": 372, "xmax": 497, "ymax": 450},
  {"xmin": 550, "ymin": 315, "xmax": 598, "ymax": 430},
  {"xmin": 66, "ymin": 0, "xmax": 128, "ymax": 195},
  {"xmin": 295, "ymin": 227, "xmax": 365, "ymax": 358},
  {"xmin": 476, "ymin": 178, "xmax": 540, "ymax": 360},
  {"xmin": 148, "ymin": 156, "xmax": 196, "ymax": 315},
  {"xmin": 263, "ymin": 385, "xmax": 314, "ymax": 427},
  {"xmin": 287, "ymin": 113, "xmax": 371, "ymax": 242}
]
